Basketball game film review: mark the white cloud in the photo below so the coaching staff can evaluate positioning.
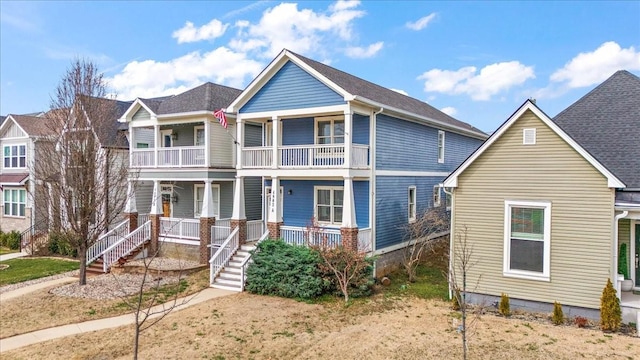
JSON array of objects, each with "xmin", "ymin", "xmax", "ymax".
[
  {"xmin": 440, "ymin": 106, "xmax": 457, "ymax": 116},
  {"xmin": 330, "ymin": 0, "xmax": 361, "ymax": 12},
  {"xmin": 172, "ymin": 19, "xmax": 229, "ymax": 44},
  {"xmin": 106, "ymin": 47, "xmax": 263, "ymax": 100},
  {"xmin": 418, "ymin": 61, "xmax": 535, "ymax": 101},
  {"xmin": 390, "ymin": 88, "xmax": 408, "ymax": 96},
  {"xmin": 345, "ymin": 42, "xmax": 383, "ymax": 59},
  {"xmin": 550, "ymin": 41, "xmax": 640, "ymax": 88},
  {"xmin": 406, "ymin": 13, "xmax": 437, "ymax": 31}
]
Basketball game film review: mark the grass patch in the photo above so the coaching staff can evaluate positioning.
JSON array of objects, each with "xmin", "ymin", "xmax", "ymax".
[
  {"xmin": 0, "ymin": 257, "xmax": 79, "ymax": 286},
  {"xmin": 383, "ymin": 263, "xmax": 448, "ymax": 300},
  {"xmin": 0, "ymin": 246, "xmax": 19, "ymax": 255}
]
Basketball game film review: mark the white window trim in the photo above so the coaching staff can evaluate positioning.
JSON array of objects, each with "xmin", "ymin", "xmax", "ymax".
[
  {"xmin": 160, "ymin": 129, "xmax": 173, "ymax": 148},
  {"xmin": 314, "ymin": 185, "xmax": 344, "ymax": 226},
  {"xmin": 3, "ymin": 144, "xmax": 27, "ymax": 170},
  {"xmin": 314, "ymin": 115, "xmax": 345, "ymax": 145},
  {"xmin": 523, "ymin": 128, "xmax": 537, "ymax": 145},
  {"xmin": 437, "ymin": 130, "xmax": 445, "ymax": 164},
  {"xmin": 194, "ymin": 184, "xmax": 220, "ymax": 218},
  {"xmin": 408, "ymin": 186, "xmax": 417, "ymax": 223},
  {"xmin": 433, "ymin": 185, "xmax": 441, "ymax": 207},
  {"xmin": 194, "ymin": 126, "xmax": 205, "ymax": 147},
  {"xmin": 503, "ymin": 200, "xmax": 551, "ymax": 281},
  {"xmin": 3, "ymin": 188, "xmax": 27, "ymax": 218}
]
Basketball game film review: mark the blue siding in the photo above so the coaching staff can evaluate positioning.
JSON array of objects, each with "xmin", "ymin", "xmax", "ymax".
[
  {"xmin": 375, "ymin": 176, "xmax": 443, "ymax": 249},
  {"xmin": 282, "ymin": 117, "xmax": 314, "ymax": 145},
  {"xmin": 353, "ymin": 114, "xmax": 370, "ymax": 145},
  {"xmin": 241, "ymin": 61, "xmax": 345, "ymax": 113},
  {"xmin": 266, "ymin": 179, "xmax": 369, "ymax": 228},
  {"xmin": 376, "ymin": 114, "xmax": 483, "ymax": 172}
]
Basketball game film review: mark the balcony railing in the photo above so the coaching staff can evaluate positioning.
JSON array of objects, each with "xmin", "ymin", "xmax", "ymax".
[
  {"xmin": 130, "ymin": 146, "xmax": 206, "ymax": 168},
  {"xmin": 242, "ymin": 144, "xmax": 369, "ymax": 169}
]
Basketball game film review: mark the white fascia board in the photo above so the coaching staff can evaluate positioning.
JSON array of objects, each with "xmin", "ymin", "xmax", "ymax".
[
  {"xmin": 157, "ymin": 110, "xmax": 234, "ymax": 121},
  {"xmin": 376, "ymin": 170, "xmax": 450, "ymax": 177},
  {"xmin": 119, "ymin": 99, "xmax": 156, "ymax": 123},
  {"xmin": 0, "ymin": 116, "xmax": 29, "ymax": 139},
  {"xmin": 351, "ymin": 95, "xmax": 488, "ymax": 140},
  {"xmin": 238, "ymin": 104, "xmax": 348, "ymax": 120},
  {"xmin": 444, "ymin": 101, "xmax": 626, "ymax": 189}
]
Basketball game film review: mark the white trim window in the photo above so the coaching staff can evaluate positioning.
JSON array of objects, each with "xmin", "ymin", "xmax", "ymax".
[
  {"xmin": 315, "ymin": 186, "xmax": 343, "ymax": 225},
  {"xmin": 504, "ymin": 200, "xmax": 551, "ymax": 281},
  {"xmin": 194, "ymin": 184, "xmax": 220, "ymax": 218},
  {"xmin": 3, "ymin": 188, "xmax": 26, "ymax": 217},
  {"xmin": 194, "ymin": 126, "xmax": 205, "ymax": 146},
  {"xmin": 315, "ymin": 116, "xmax": 344, "ymax": 145},
  {"xmin": 408, "ymin": 186, "xmax": 417, "ymax": 222},
  {"xmin": 437, "ymin": 130, "xmax": 445, "ymax": 163},
  {"xmin": 3, "ymin": 144, "xmax": 27, "ymax": 169},
  {"xmin": 433, "ymin": 185, "xmax": 441, "ymax": 207}
]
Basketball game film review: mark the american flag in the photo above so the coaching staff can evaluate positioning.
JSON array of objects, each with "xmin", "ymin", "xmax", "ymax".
[{"xmin": 213, "ymin": 109, "xmax": 228, "ymax": 129}]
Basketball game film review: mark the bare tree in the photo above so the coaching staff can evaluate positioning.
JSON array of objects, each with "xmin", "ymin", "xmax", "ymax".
[
  {"xmin": 36, "ymin": 59, "xmax": 131, "ymax": 285},
  {"xmin": 402, "ymin": 207, "xmax": 449, "ymax": 282}
]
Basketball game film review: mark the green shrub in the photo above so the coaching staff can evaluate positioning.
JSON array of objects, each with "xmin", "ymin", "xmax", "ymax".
[
  {"xmin": 48, "ymin": 231, "xmax": 78, "ymax": 257},
  {"xmin": 618, "ymin": 243, "xmax": 630, "ymax": 279},
  {"xmin": 600, "ymin": 278, "xmax": 621, "ymax": 332},
  {"xmin": 552, "ymin": 301, "xmax": 564, "ymax": 325},
  {"xmin": 246, "ymin": 240, "xmax": 326, "ymax": 299},
  {"xmin": 451, "ymin": 289, "xmax": 461, "ymax": 311},
  {"xmin": 4, "ymin": 231, "xmax": 21, "ymax": 250},
  {"xmin": 499, "ymin": 293, "xmax": 511, "ymax": 317}
]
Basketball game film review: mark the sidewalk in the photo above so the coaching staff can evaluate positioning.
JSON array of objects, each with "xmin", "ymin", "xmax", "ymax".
[
  {"xmin": 0, "ymin": 287, "xmax": 235, "ymax": 353},
  {"xmin": 0, "ymin": 277, "xmax": 77, "ymax": 302},
  {"xmin": 0, "ymin": 251, "xmax": 28, "ymax": 262}
]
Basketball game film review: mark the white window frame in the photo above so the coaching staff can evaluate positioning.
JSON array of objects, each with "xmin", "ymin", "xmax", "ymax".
[
  {"xmin": 314, "ymin": 115, "xmax": 345, "ymax": 146},
  {"xmin": 3, "ymin": 144, "xmax": 27, "ymax": 169},
  {"xmin": 503, "ymin": 200, "xmax": 551, "ymax": 281},
  {"xmin": 437, "ymin": 130, "xmax": 445, "ymax": 163},
  {"xmin": 433, "ymin": 185, "xmax": 441, "ymax": 207},
  {"xmin": 314, "ymin": 186, "xmax": 344, "ymax": 226},
  {"xmin": 3, "ymin": 188, "xmax": 27, "ymax": 217},
  {"xmin": 523, "ymin": 128, "xmax": 537, "ymax": 145},
  {"xmin": 194, "ymin": 126, "xmax": 205, "ymax": 147},
  {"xmin": 194, "ymin": 184, "xmax": 220, "ymax": 218},
  {"xmin": 160, "ymin": 129, "xmax": 173, "ymax": 148},
  {"xmin": 408, "ymin": 186, "xmax": 417, "ymax": 222}
]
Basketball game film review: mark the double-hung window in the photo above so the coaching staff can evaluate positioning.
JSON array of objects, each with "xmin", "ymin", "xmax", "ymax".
[
  {"xmin": 316, "ymin": 117, "xmax": 345, "ymax": 145},
  {"xmin": 408, "ymin": 186, "xmax": 417, "ymax": 222},
  {"xmin": 194, "ymin": 126, "xmax": 205, "ymax": 146},
  {"xmin": 315, "ymin": 186, "xmax": 343, "ymax": 225},
  {"xmin": 504, "ymin": 200, "xmax": 551, "ymax": 281},
  {"xmin": 3, "ymin": 145, "xmax": 26, "ymax": 169},
  {"xmin": 194, "ymin": 184, "xmax": 220, "ymax": 218},
  {"xmin": 3, "ymin": 188, "xmax": 26, "ymax": 217}
]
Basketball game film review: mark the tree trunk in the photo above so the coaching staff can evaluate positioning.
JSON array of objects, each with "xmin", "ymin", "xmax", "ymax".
[
  {"xmin": 79, "ymin": 242, "xmax": 87, "ymax": 285},
  {"xmin": 133, "ymin": 325, "xmax": 140, "ymax": 360}
]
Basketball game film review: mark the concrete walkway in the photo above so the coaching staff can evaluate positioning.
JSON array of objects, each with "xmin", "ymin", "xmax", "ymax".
[
  {"xmin": 0, "ymin": 277, "xmax": 77, "ymax": 302},
  {"xmin": 0, "ymin": 251, "xmax": 28, "ymax": 262},
  {"xmin": 0, "ymin": 287, "xmax": 236, "ymax": 353}
]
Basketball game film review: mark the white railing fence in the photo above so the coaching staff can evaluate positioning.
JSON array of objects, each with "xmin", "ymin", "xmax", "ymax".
[
  {"xmin": 242, "ymin": 147, "xmax": 273, "ymax": 168},
  {"xmin": 357, "ymin": 228, "xmax": 372, "ymax": 252},
  {"xmin": 130, "ymin": 149, "xmax": 154, "ymax": 167},
  {"xmin": 247, "ymin": 220, "xmax": 264, "ymax": 241},
  {"xmin": 351, "ymin": 145, "xmax": 369, "ymax": 168},
  {"xmin": 131, "ymin": 146, "xmax": 206, "ymax": 168},
  {"xmin": 240, "ymin": 230, "xmax": 269, "ymax": 291},
  {"xmin": 102, "ymin": 220, "xmax": 151, "ymax": 272},
  {"xmin": 137, "ymin": 214, "xmax": 149, "ymax": 227},
  {"xmin": 209, "ymin": 227, "xmax": 239, "ymax": 284},
  {"xmin": 241, "ymin": 144, "xmax": 369, "ymax": 169},
  {"xmin": 280, "ymin": 226, "xmax": 342, "ymax": 248},
  {"xmin": 160, "ymin": 217, "xmax": 200, "ymax": 240},
  {"xmin": 216, "ymin": 218, "xmax": 231, "ymax": 229},
  {"xmin": 86, "ymin": 219, "xmax": 130, "ymax": 265}
]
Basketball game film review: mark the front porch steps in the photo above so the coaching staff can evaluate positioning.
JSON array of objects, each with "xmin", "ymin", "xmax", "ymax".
[
  {"xmin": 211, "ymin": 244, "xmax": 256, "ymax": 292},
  {"xmin": 85, "ymin": 239, "xmax": 150, "ymax": 275}
]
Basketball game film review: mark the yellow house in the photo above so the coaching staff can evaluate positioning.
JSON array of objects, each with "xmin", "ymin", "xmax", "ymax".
[{"xmin": 444, "ymin": 71, "xmax": 640, "ymax": 322}]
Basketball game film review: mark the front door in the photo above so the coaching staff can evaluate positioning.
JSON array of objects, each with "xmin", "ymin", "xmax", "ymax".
[
  {"xmin": 635, "ymin": 224, "xmax": 639, "ymax": 287},
  {"xmin": 162, "ymin": 194, "xmax": 171, "ymax": 217}
]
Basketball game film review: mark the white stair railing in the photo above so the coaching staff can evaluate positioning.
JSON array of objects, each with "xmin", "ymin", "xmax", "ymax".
[
  {"xmin": 209, "ymin": 227, "xmax": 239, "ymax": 284},
  {"xmin": 240, "ymin": 230, "xmax": 269, "ymax": 291},
  {"xmin": 102, "ymin": 220, "xmax": 151, "ymax": 273},
  {"xmin": 86, "ymin": 219, "xmax": 130, "ymax": 265}
]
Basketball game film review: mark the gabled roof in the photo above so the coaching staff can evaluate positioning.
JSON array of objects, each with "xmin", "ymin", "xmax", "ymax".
[
  {"xmin": 228, "ymin": 49, "xmax": 487, "ymax": 139},
  {"xmin": 2, "ymin": 113, "xmax": 55, "ymax": 137},
  {"xmin": 81, "ymin": 97, "xmax": 133, "ymax": 148},
  {"xmin": 552, "ymin": 70, "xmax": 640, "ymax": 188},
  {"xmin": 443, "ymin": 100, "xmax": 625, "ymax": 189}
]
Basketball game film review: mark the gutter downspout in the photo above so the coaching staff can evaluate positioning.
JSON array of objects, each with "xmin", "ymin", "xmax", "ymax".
[
  {"xmin": 442, "ymin": 184, "xmax": 454, "ymax": 299},
  {"xmin": 614, "ymin": 210, "xmax": 628, "ymax": 299},
  {"xmin": 370, "ymin": 107, "xmax": 382, "ymax": 276}
]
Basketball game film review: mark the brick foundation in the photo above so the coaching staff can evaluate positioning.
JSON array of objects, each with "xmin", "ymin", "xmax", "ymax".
[
  {"xmin": 199, "ymin": 217, "xmax": 216, "ymax": 264},
  {"xmin": 231, "ymin": 219, "xmax": 247, "ymax": 244},
  {"xmin": 267, "ymin": 222, "xmax": 283, "ymax": 240},
  {"xmin": 340, "ymin": 227, "xmax": 359, "ymax": 252},
  {"xmin": 126, "ymin": 212, "xmax": 138, "ymax": 232},
  {"xmin": 149, "ymin": 214, "xmax": 161, "ymax": 256}
]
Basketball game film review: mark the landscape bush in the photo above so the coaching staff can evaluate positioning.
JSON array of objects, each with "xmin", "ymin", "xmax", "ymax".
[
  {"xmin": 0, "ymin": 230, "xmax": 21, "ymax": 250},
  {"xmin": 498, "ymin": 293, "xmax": 511, "ymax": 317},
  {"xmin": 245, "ymin": 240, "xmax": 326, "ymax": 299},
  {"xmin": 600, "ymin": 278, "xmax": 621, "ymax": 332},
  {"xmin": 48, "ymin": 231, "xmax": 78, "ymax": 257},
  {"xmin": 316, "ymin": 245, "xmax": 375, "ymax": 301},
  {"xmin": 552, "ymin": 301, "xmax": 564, "ymax": 325}
]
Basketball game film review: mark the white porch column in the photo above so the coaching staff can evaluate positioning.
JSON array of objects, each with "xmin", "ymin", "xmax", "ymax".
[
  {"xmin": 124, "ymin": 180, "xmax": 137, "ymax": 214},
  {"xmin": 267, "ymin": 176, "xmax": 282, "ymax": 223},
  {"xmin": 150, "ymin": 180, "xmax": 163, "ymax": 215},
  {"xmin": 344, "ymin": 110, "xmax": 353, "ymax": 168},
  {"xmin": 201, "ymin": 179, "xmax": 216, "ymax": 218},
  {"xmin": 154, "ymin": 124, "xmax": 160, "ymax": 167},
  {"xmin": 232, "ymin": 176, "xmax": 246, "ymax": 220},
  {"xmin": 341, "ymin": 176, "xmax": 357, "ymax": 228},
  {"xmin": 204, "ymin": 119, "xmax": 211, "ymax": 167},
  {"xmin": 236, "ymin": 116, "xmax": 244, "ymax": 169},
  {"xmin": 271, "ymin": 115, "xmax": 279, "ymax": 169}
]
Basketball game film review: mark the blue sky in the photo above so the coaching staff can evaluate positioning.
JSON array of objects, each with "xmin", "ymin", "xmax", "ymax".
[{"xmin": 1, "ymin": 0, "xmax": 639, "ymax": 132}]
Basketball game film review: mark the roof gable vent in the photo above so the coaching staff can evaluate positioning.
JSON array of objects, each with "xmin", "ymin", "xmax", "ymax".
[{"xmin": 523, "ymin": 128, "xmax": 536, "ymax": 145}]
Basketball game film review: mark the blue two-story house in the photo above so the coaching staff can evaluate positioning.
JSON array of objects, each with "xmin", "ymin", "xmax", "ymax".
[{"xmin": 227, "ymin": 49, "xmax": 487, "ymax": 273}]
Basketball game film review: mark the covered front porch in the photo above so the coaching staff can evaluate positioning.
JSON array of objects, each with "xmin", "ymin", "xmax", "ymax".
[{"xmin": 615, "ymin": 193, "xmax": 640, "ymax": 323}]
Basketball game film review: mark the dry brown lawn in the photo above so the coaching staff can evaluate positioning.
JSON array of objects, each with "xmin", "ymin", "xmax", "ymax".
[{"xmin": 3, "ymin": 291, "xmax": 638, "ymax": 360}]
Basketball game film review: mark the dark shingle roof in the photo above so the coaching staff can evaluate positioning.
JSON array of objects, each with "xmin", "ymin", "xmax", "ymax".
[
  {"xmin": 10, "ymin": 114, "xmax": 56, "ymax": 136},
  {"xmin": 81, "ymin": 97, "xmax": 133, "ymax": 148},
  {"xmin": 155, "ymin": 83, "xmax": 242, "ymax": 115},
  {"xmin": 289, "ymin": 51, "xmax": 486, "ymax": 137},
  {"xmin": 553, "ymin": 70, "xmax": 640, "ymax": 188},
  {"xmin": 139, "ymin": 96, "xmax": 173, "ymax": 113}
]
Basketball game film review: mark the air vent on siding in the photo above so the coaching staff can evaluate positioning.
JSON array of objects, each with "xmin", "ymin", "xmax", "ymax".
[{"xmin": 523, "ymin": 128, "xmax": 536, "ymax": 145}]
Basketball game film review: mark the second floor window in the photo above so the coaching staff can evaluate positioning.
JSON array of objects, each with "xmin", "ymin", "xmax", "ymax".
[
  {"xmin": 316, "ymin": 117, "xmax": 344, "ymax": 145},
  {"xmin": 3, "ymin": 145, "xmax": 26, "ymax": 169},
  {"xmin": 437, "ymin": 130, "xmax": 445, "ymax": 163},
  {"xmin": 194, "ymin": 126, "xmax": 205, "ymax": 146}
]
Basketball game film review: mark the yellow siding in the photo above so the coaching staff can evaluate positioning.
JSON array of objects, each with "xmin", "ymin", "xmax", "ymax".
[
  {"xmin": 453, "ymin": 110, "xmax": 614, "ymax": 309},
  {"xmin": 618, "ymin": 219, "xmax": 631, "ymax": 276}
]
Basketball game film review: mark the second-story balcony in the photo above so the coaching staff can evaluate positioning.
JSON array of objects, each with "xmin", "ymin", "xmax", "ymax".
[
  {"xmin": 242, "ymin": 143, "xmax": 369, "ymax": 169},
  {"xmin": 131, "ymin": 146, "xmax": 206, "ymax": 168}
]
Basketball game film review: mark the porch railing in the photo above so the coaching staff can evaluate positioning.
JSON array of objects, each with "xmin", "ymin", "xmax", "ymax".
[
  {"xmin": 130, "ymin": 146, "xmax": 206, "ymax": 168},
  {"xmin": 216, "ymin": 218, "xmax": 231, "ymax": 229},
  {"xmin": 102, "ymin": 220, "xmax": 151, "ymax": 272},
  {"xmin": 138, "ymin": 214, "xmax": 149, "ymax": 226},
  {"xmin": 247, "ymin": 220, "xmax": 264, "ymax": 241},
  {"xmin": 280, "ymin": 226, "xmax": 342, "ymax": 248},
  {"xmin": 241, "ymin": 144, "xmax": 370, "ymax": 169},
  {"xmin": 86, "ymin": 219, "xmax": 130, "ymax": 265},
  {"xmin": 159, "ymin": 217, "xmax": 200, "ymax": 240},
  {"xmin": 209, "ymin": 227, "xmax": 239, "ymax": 284},
  {"xmin": 357, "ymin": 228, "xmax": 372, "ymax": 252}
]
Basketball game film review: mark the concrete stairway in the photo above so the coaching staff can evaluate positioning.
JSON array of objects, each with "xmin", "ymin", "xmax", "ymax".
[{"xmin": 211, "ymin": 244, "xmax": 256, "ymax": 292}]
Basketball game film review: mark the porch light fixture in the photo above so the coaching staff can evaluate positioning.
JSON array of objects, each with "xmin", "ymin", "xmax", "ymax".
[
  {"xmin": 288, "ymin": 189, "xmax": 293, "ymax": 195},
  {"xmin": 171, "ymin": 133, "xmax": 178, "ymax": 141},
  {"xmin": 172, "ymin": 195, "xmax": 178, "ymax": 203}
]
